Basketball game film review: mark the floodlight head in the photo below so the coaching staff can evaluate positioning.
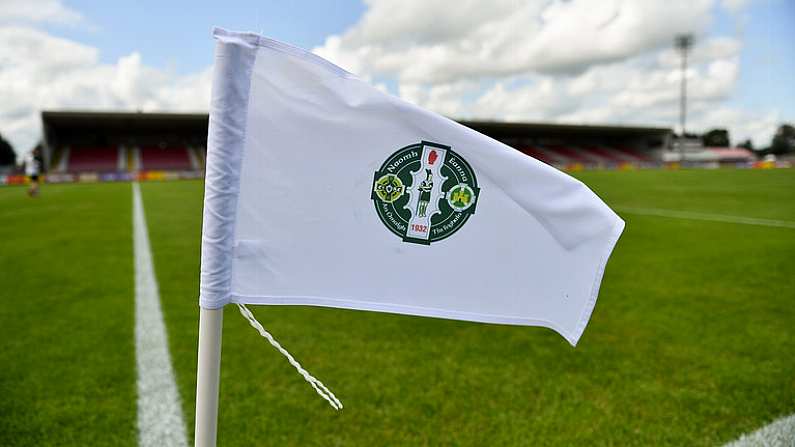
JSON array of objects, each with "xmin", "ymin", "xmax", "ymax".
[{"xmin": 675, "ymin": 34, "xmax": 694, "ymax": 51}]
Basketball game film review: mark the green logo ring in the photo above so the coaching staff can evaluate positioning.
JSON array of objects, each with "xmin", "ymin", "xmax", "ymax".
[{"xmin": 370, "ymin": 141, "xmax": 480, "ymax": 245}]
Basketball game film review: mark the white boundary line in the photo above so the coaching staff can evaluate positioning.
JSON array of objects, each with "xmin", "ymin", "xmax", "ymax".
[
  {"xmin": 615, "ymin": 206, "xmax": 795, "ymax": 229},
  {"xmin": 724, "ymin": 413, "xmax": 795, "ymax": 446},
  {"xmin": 133, "ymin": 182, "xmax": 189, "ymax": 447}
]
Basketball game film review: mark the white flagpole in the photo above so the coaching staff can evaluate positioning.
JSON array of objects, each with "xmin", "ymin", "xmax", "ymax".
[{"xmin": 194, "ymin": 307, "xmax": 224, "ymax": 447}]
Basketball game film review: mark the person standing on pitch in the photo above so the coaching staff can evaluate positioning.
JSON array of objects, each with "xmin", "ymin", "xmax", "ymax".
[{"xmin": 24, "ymin": 147, "xmax": 43, "ymax": 197}]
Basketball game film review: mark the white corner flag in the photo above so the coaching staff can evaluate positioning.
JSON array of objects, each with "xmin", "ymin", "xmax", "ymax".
[{"xmin": 194, "ymin": 27, "xmax": 624, "ymax": 445}]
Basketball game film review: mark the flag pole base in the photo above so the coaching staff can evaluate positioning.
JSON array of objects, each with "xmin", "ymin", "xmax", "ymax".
[{"xmin": 194, "ymin": 307, "xmax": 224, "ymax": 447}]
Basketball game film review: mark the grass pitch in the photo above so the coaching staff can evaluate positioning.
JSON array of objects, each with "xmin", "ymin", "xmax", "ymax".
[
  {"xmin": 0, "ymin": 183, "xmax": 136, "ymax": 446},
  {"xmin": 1, "ymin": 169, "xmax": 794, "ymax": 446}
]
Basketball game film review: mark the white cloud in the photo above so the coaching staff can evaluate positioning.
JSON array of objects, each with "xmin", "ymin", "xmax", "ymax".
[
  {"xmin": 657, "ymin": 36, "xmax": 742, "ymax": 67},
  {"xmin": 313, "ymin": 0, "xmax": 785, "ymax": 146},
  {"xmin": 315, "ymin": 0, "xmax": 715, "ymax": 84},
  {"xmin": 399, "ymin": 39, "xmax": 741, "ymax": 129},
  {"xmin": 0, "ymin": 0, "xmax": 786, "ymax": 153},
  {"xmin": 0, "ymin": 26, "xmax": 212, "ymax": 153},
  {"xmin": 692, "ymin": 107, "xmax": 780, "ymax": 147},
  {"xmin": 0, "ymin": 0, "xmax": 83, "ymax": 25}
]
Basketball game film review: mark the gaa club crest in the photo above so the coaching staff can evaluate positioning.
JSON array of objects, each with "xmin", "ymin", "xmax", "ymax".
[{"xmin": 371, "ymin": 141, "xmax": 479, "ymax": 245}]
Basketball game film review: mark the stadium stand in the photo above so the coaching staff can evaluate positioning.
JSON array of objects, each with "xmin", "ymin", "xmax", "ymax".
[
  {"xmin": 462, "ymin": 120, "xmax": 671, "ymax": 169},
  {"xmin": 543, "ymin": 145, "xmax": 596, "ymax": 164},
  {"xmin": 569, "ymin": 146, "xmax": 611, "ymax": 164},
  {"xmin": 613, "ymin": 146, "xmax": 654, "ymax": 162},
  {"xmin": 41, "ymin": 111, "xmax": 209, "ymax": 177},
  {"xmin": 67, "ymin": 147, "xmax": 120, "ymax": 172},
  {"xmin": 583, "ymin": 145, "xmax": 635, "ymax": 163},
  {"xmin": 518, "ymin": 146, "xmax": 563, "ymax": 165},
  {"xmin": 140, "ymin": 146, "xmax": 193, "ymax": 171},
  {"xmin": 35, "ymin": 111, "xmax": 677, "ymax": 180},
  {"xmin": 4, "ymin": 111, "xmax": 783, "ymax": 188}
]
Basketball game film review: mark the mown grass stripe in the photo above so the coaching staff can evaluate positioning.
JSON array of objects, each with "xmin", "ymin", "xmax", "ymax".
[
  {"xmin": 133, "ymin": 182, "xmax": 189, "ymax": 447},
  {"xmin": 615, "ymin": 206, "xmax": 795, "ymax": 229}
]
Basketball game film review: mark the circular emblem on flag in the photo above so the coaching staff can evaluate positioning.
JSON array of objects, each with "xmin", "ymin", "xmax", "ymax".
[{"xmin": 370, "ymin": 141, "xmax": 479, "ymax": 245}]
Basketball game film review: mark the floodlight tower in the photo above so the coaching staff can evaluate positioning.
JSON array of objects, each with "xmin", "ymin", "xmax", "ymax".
[{"xmin": 675, "ymin": 34, "xmax": 694, "ymax": 162}]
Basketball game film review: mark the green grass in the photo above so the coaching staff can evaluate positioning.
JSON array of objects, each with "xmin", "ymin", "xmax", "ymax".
[
  {"xmin": 1, "ymin": 169, "xmax": 793, "ymax": 446},
  {"xmin": 0, "ymin": 183, "xmax": 136, "ymax": 446},
  {"xmin": 577, "ymin": 168, "xmax": 795, "ymax": 220},
  {"xmin": 141, "ymin": 169, "xmax": 795, "ymax": 446}
]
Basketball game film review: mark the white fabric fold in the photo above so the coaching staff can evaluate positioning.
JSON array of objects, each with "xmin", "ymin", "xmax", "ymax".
[
  {"xmin": 200, "ymin": 28, "xmax": 625, "ymax": 345},
  {"xmin": 199, "ymin": 29, "xmax": 258, "ymax": 308}
]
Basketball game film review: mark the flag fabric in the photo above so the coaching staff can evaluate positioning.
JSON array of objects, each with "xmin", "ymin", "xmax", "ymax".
[{"xmin": 200, "ymin": 28, "xmax": 625, "ymax": 346}]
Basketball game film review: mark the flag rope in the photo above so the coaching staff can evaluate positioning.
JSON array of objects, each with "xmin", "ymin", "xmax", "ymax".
[{"xmin": 236, "ymin": 304, "xmax": 343, "ymax": 410}]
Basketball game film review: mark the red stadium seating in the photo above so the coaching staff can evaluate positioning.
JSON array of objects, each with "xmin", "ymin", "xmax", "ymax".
[
  {"xmin": 568, "ymin": 146, "xmax": 612, "ymax": 164},
  {"xmin": 516, "ymin": 144, "xmax": 657, "ymax": 167},
  {"xmin": 518, "ymin": 146, "xmax": 570, "ymax": 165},
  {"xmin": 140, "ymin": 146, "xmax": 192, "ymax": 171},
  {"xmin": 519, "ymin": 146, "xmax": 554, "ymax": 164},
  {"xmin": 581, "ymin": 146, "xmax": 626, "ymax": 163},
  {"xmin": 68, "ymin": 147, "xmax": 119, "ymax": 172},
  {"xmin": 613, "ymin": 146, "xmax": 653, "ymax": 162},
  {"xmin": 543, "ymin": 145, "xmax": 592, "ymax": 164}
]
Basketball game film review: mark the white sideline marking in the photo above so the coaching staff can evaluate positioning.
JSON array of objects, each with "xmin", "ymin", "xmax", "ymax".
[
  {"xmin": 724, "ymin": 414, "xmax": 795, "ymax": 447},
  {"xmin": 133, "ymin": 182, "xmax": 189, "ymax": 447},
  {"xmin": 615, "ymin": 206, "xmax": 795, "ymax": 230}
]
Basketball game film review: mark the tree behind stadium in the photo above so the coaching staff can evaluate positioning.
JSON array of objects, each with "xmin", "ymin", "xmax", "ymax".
[
  {"xmin": 0, "ymin": 133, "xmax": 16, "ymax": 166},
  {"xmin": 770, "ymin": 124, "xmax": 795, "ymax": 155}
]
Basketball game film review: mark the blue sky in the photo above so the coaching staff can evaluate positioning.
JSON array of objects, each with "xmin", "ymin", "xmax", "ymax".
[
  {"xmin": 42, "ymin": 1, "xmax": 366, "ymax": 73},
  {"xmin": 726, "ymin": 1, "xmax": 795, "ymax": 115},
  {"xmin": 43, "ymin": 0, "xmax": 795, "ymax": 113},
  {"xmin": 1, "ymin": 0, "xmax": 793, "ymax": 151}
]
